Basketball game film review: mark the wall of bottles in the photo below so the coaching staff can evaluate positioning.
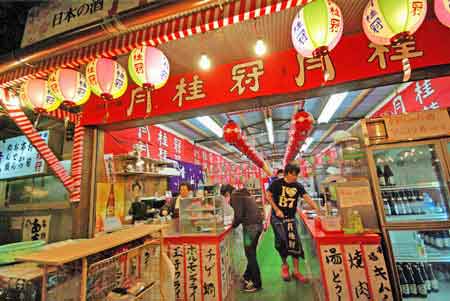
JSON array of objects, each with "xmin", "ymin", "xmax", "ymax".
[
  {"xmin": 396, "ymin": 262, "xmax": 450, "ymax": 299},
  {"xmin": 374, "ymin": 144, "xmax": 449, "ymax": 223}
]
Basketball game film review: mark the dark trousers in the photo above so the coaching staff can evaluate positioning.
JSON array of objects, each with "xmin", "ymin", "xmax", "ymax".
[
  {"xmin": 271, "ymin": 214, "xmax": 304, "ymax": 259},
  {"xmin": 242, "ymin": 224, "xmax": 262, "ymax": 288}
]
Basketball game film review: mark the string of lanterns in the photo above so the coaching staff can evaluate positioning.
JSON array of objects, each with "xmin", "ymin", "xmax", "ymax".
[
  {"xmin": 223, "ymin": 120, "xmax": 272, "ymax": 176},
  {"xmin": 18, "ymin": 46, "xmax": 170, "ymax": 119},
  {"xmin": 282, "ymin": 110, "xmax": 314, "ymax": 167}
]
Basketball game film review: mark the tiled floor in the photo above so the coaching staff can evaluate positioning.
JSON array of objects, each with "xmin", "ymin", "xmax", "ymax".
[{"xmin": 230, "ymin": 227, "xmax": 318, "ymax": 301}]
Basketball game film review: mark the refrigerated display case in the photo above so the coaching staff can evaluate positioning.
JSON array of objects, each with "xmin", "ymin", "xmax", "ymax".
[{"xmin": 361, "ymin": 109, "xmax": 450, "ymax": 300}]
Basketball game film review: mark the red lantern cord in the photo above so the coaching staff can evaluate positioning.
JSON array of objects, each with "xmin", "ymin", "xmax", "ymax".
[
  {"xmin": 223, "ymin": 120, "xmax": 272, "ymax": 176},
  {"xmin": 282, "ymin": 110, "xmax": 314, "ymax": 167}
]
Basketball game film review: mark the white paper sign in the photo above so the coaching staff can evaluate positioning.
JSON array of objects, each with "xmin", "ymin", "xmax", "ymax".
[
  {"xmin": 0, "ymin": 131, "xmax": 48, "ymax": 179},
  {"xmin": 320, "ymin": 244, "xmax": 351, "ymax": 301},
  {"xmin": 22, "ymin": 215, "xmax": 51, "ymax": 242},
  {"xmin": 363, "ymin": 244, "xmax": 393, "ymax": 301}
]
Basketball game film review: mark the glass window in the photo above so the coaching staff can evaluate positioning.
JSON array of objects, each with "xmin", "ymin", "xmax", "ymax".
[{"xmin": 374, "ymin": 144, "xmax": 449, "ymax": 223}]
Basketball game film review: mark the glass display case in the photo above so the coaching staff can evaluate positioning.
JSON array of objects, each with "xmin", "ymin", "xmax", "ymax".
[
  {"xmin": 178, "ymin": 196, "xmax": 224, "ymax": 234},
  {"xmin": 389, "ymin": 229, "xmax": 450, "ymax": 300},
  {"xmin": 372, "ymin": 142, "xmax": 450, "ymax": 224}
]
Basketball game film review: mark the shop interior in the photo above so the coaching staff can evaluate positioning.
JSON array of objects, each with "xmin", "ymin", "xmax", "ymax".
[
  {"xmin": 91, "ymin": 74, "xmax": 449, "ymax": 301},
  {"xmin": 0, "ymin": 0, "xmax": 448, "ymax": 299}
]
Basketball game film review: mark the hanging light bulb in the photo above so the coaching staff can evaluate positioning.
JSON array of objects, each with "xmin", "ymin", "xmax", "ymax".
[
  {"xmin": 198, "ymin": 54, "xmax": 211, "ymax": 70},
  {"xmin": 254, "ymin": 39, "xmax": 267, "ymax": 56}
]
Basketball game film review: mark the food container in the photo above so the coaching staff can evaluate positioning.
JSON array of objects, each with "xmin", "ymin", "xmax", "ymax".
[{"xmin": 319, "ymin": 215, "xmax": 343, "ymax": 232}]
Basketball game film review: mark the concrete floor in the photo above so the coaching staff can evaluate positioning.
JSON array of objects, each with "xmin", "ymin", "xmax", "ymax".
[{"xmin": 230, "ymin": 227, "xmax": 319, "ymax": 301}]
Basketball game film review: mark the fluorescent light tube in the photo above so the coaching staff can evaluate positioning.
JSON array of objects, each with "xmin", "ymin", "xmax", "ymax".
[
  {"xmin": 318, "ymin": 92, "xmax": 348, "ymax": 124},
  {"xmin": 197, "ymin": 116, "xmax": 223, "ymax": 138},
  {"xmin": 265, "ymin": 117, "xmax": 274, "ymax": 145},
  {"xmin": 301, "ymin": 137, "xmax": 314, "ymax": 153}
]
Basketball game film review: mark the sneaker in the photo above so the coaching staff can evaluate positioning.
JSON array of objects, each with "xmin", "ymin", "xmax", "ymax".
[
  {"xmin": 241, "ymin": 280, "xmax": 261, "ymax": 293},
  {"xmin": 281, "ymin": 264, "xmax": 291, "ymax": 281},
  {"xmin": 292, "ymin": 271, "xmax": 308, "ymax": 283}
]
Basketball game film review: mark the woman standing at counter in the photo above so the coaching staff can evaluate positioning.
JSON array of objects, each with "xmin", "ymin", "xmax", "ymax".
[{"xmin": 266, "ymin": 164, "xmax": 319, "ymax": 283}]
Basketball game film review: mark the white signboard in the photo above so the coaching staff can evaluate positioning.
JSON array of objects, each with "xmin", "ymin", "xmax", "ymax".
[
  {"xmin": 0, "ymin": 131, "xmax": 48, "ymax": 179},
  {"xmin": 21, "ymin": 0, "xmax": 159, "ymax": 47}
]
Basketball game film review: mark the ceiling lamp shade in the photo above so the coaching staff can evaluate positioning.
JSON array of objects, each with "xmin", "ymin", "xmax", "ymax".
[
  {"xmin": 435, "ymin": 0, "xmax": 450, "ymax": 28},
  {"xmin": 291, "ymin": 0, "xmax": 344, "ymax": 58},
  {"xmin": 47, "ymin": 68, "xmax": 90, "ymax": 107},
  {"xmin": 128, "ymin": 46, "xmax": 170, "ymax": 90},
  {"xmin": 86, "ymin": 58, "xmax": 128, "ymax": 100},
  {"xmin": 362, "ymin": 0, "xmax": 427, "ymax": 45},
  {"xmin": 20, "ymin": 79, "xmax": 61, "ymax": 113}
]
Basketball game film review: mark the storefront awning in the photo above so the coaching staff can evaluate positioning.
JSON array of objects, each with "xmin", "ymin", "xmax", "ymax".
[{"xmin": 0, "ymin": 0, "xmax": 312, "ymax": 88}]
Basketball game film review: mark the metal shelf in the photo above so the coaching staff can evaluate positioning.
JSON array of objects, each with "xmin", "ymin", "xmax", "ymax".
[
  {"xmin": 380, "ymin": 182, "xmax": 442, "ymax": 191},
  {"xmin": 395, "ymin": 246, "xmax": 450, "ymax": 263},
  {"xmin": 386, "ymin": 213, "xmax": 448, "ymax": 223}
]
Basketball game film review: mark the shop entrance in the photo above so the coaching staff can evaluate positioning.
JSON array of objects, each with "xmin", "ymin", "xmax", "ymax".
[{"xmin": 94, "ymin": 73, "xmax": 450, "ymax": 301}]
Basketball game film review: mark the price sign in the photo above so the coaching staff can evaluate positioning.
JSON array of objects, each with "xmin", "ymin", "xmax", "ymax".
[{"xmin": 0, "ymin": 131, "xmax": 49, "ymax": 179}]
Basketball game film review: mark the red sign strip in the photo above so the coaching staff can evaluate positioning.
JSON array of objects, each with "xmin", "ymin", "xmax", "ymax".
[
  {"xmin": 70, "ymin": 119, "xmax": 85, "ymax": 203},
  {"xmin": 0, "ymin": 0, "xmax": 312, "ymax": 88},
  {"xmin": 0, "ymin": 90, "xmax": 74, "ymax": 191}
]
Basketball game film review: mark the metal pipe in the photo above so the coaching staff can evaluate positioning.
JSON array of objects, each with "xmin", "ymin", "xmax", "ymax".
[{"xmin": 0, "ymin": 0, "xmax": 220, "ymax": 74}]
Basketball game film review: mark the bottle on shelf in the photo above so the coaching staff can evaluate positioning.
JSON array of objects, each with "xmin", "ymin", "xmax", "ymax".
[
  {"xmin": 416, "ymin": 232, "xmax": 427, "ymax": 259},
  {"xmin": 382, "ymin": 192, "xmax": 392, "ymax": 216},
  {"xmin": 411, "ymin": 263, "xmax": 428, "ymax": 298},
  {"xmin": 425, "ymin": 263, "xmax": 439, "ymax": 293},
  {"xmin": 403, "ymin": 263, "xmax": 418, "ymax": 297},
  {"xmin": 397, "ymin": 263, "xmax": 410, "ymax": 298},
  {"xmin": 393, "ymin": 192, "xmax": 406, "ymax": 215},
  {"xmin": 400, "ymin": 191, "xmax": 413, "ymax": 215},
  {"xmin": 377, "ymin": 165, "xmax": 386, "ymax": 186},
  {"xmin": 387, "ymin": 192, "xmax": 398, "ymax": 216},
  {"xmin": 106, "ymin": 183, "xmax": 116, "ymax": 218},
  {"xmin": 444, "ymin": 230, "xmax": 450, "ymax": 249},
  {"xmin": 418, "ymin": 263, "xmax": 431, "ymax": 293},
  {"xmin": 435, "ymin": 231, "xmax": 446, "ymax": 249},
  {"xmin": 383, "ymin": 164, "xmax": 395, "ymax": 186}
]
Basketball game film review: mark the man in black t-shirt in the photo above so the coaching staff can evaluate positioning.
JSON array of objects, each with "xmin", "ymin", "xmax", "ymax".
[{"xmin": 267, "ymin": 163, "xmax": 319, "ymax": 282}]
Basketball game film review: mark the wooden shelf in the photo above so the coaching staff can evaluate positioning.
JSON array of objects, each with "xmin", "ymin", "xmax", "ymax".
[
  {"xmin": 113, "ymin": 172, "xmax": 168, "ymax": 177},
  {"xmin": 17, "ymin": 225, "xmax": 162, "ymax": 266},
  {"xmin": 114, "ymin": 155, "xmax": 173, "ymax": 166}
]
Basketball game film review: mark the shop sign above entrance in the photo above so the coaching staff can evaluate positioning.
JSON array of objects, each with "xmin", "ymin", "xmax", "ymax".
[
  {"xmin": 21, "ymin": 0, "xmax": 158, "ymax": 47},
  {"xmin": 80, "ymin": 20, "xmax": 450, "ymax": 126}
]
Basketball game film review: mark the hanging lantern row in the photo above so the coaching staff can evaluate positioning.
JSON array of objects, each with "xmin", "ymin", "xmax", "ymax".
[
  {"xmin": 282, "ymin": 110, "xmax": 314, "ymax": 167},
  {"xmin": 223, "ymin": 120, "xmax": 272, "ymax": 176},
  {"xmin": 19, "ymin": 46, "xmax": 170, "ymax": 115}
]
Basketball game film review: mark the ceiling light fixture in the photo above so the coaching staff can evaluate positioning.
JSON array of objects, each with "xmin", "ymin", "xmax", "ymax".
[
  {"xmin": 198, "ymin": 54, "xmax": 211, "ymax": 70},
  {"xmin": 317, "ymin": 92, "xmax": 348, "ymax": 124},
  {"xmin": 301, "ymin": 137, "xmax": 314, "ymax": 153},
  {"xmin": 254, "ymin": 39, "xmax": 267, "ymax": 56},
  {"xmin": 265, "ymin": 117, "xmax": 274, "ymax": 144},
  {"xmin": 196, "ymin": 116, "xmax": 223, "ymax": 138}
]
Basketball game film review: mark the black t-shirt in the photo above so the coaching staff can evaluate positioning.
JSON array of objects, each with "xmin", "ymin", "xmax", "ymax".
[{"xmin": 268, "ymin": 178, "xmax": 307, "ymax": 218}]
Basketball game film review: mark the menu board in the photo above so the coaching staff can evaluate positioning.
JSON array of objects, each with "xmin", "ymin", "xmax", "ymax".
[
  {"xmin": 0, "ymin": 131, "xmax": 48, "ymax": 179},
  {"xmin": 344, "ymin": 244, "xmax": 371, "ymax": 301},
  {"xmin": 363, "ymin": 244, "xmax": 393, "ymax": 301}
]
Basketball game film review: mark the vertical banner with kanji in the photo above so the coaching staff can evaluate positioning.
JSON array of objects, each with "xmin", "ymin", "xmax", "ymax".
[
  {"xmin": 201, "ymin": 244, "xmax": 218, "ymax": 301},
  {"xmin": 169, "ymin": 244, "xmax": 185, "ymax": 301},
  {"xmin": 344, "ymin": 244, "xmax": 371, "ymax": 301},
  {"xmin": 363, "ymin": 244, "xmax": 393, "ymax": 301},
  {"xmin": 320, "ymin": 244, "xmax": 351, "ymax": 301},
  {"xmin": 186, "ymin": 244, "xmax": 201, "ymax": 301}
]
